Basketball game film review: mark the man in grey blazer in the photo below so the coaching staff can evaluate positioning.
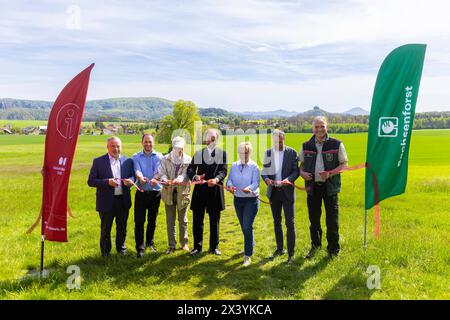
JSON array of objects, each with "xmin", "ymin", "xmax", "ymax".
[{"xmin": 261, "ymin": 129, "xmax": 300, "ymax": 264}]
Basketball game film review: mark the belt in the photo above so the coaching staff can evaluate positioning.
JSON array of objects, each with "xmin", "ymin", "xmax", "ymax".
[{"xmin": 314, "ymin": 181, "xmax": 325, "ymax": 186}]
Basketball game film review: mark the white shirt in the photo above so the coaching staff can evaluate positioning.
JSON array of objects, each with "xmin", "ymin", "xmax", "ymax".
[
  {"xmin": 272, "ymin": 146, "xmax": 286, "ymax": 185},
  {"xmin": 206, "ymin": 144, "xmax": 216, "ymax": 156},
  {"xmin": 109, "ymin": 154, "xmax": 123, "ymax": 195}
]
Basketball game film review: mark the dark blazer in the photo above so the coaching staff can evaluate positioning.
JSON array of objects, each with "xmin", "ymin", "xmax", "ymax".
[
  {"xmin": 187, "ymin": 147, "xmax": 227, "ymax": 212},
  {"xmin": 261, "ymin": 146, "xmax": 300, "ymax": 202},
  {"xmin": 87, "ymin": 154, "xmax": 135, "ymax": 213}
]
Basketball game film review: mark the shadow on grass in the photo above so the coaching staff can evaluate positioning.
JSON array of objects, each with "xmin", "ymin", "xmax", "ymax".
[
  {"xmin": 1, "ymin": 250, "xmax": 334, "ymax": 299},
  {"xmin": 322, "ymin": 267, "xmax": 376, "ymax": 300}
]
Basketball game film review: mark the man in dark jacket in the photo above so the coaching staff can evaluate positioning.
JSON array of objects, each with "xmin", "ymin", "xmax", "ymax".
[
  {"xmin": 187, "ymin": 128, "xmax": 227, "ymax": 256},
  {"xmin": 262, "ymin": 129, "xmax": 300, "ymax": 264},
  {"xmin": 299, "ymin": 117, "xmax": 348, "ymax": 259},
  {"xmin": 88, "ymin": 136, "xmax": 135, "ymax": 257}
]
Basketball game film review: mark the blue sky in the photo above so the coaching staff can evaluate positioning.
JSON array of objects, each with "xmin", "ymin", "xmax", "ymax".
[{"xmin": 1, "ymin": 0, "xmax": 450, "ymax": 112}]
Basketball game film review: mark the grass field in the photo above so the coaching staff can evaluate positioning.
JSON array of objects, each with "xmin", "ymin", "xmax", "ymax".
[{"xmin": 0, "ymin": 130, "xmax": 449, "ymax": 299}]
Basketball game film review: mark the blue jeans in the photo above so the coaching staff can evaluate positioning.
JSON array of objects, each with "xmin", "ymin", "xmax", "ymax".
[{"xmin": 234, "ymin": 197, "xmax": 259, "ymax": 257}]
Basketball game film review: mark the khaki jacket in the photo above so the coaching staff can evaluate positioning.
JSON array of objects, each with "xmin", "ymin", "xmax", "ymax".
[{"xmin": 155, "ymin": 152, "xmax": 192, "ymax": 207}]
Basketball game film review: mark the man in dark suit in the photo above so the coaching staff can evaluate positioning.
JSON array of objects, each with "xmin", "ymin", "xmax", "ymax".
[
  {"xmin": 187, "ymin": 128, "xmax": 227, "ymax": 256},
  {"xmin": 88, "ymin": 136, "xmax": 135, "ymax": 257},
  {"xmin": 262, "ymin": 129, "xmax": 300, "ymax": 264}
]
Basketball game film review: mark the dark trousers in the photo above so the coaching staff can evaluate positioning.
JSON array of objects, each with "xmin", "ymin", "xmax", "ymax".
[
  {"xmin": 99, "ymin": 195, "xmax": 129, "ymax": 255},
  {"xmin": 307, "ymin": 183, "xmax": 340, "ymax": 254},
  {"xmin": 270, "ymin": 188, "xmax": 296, "ymax": 256},
  {"xmin": 192, "ymin": 208, "xmax": 221, "ymax": 251},
  {"xmin": 134, "ymin": 190, "xmax": 161, "ymax": 252}
]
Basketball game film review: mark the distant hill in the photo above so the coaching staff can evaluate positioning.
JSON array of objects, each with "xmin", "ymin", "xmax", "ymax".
[
  {"xmin": 0, "ymin": 97, "xmax": 175, "ymax": 121},
  {"xmin": 84, "ymin": 97, "xmax": 174, "ymax": 120},
  {"xmin": 236, "ymin": 109, "xmax": 298, "ymax": 120},
  {"xmin": 1, "ymin": 98, "xmax": 447, "ymax": 124},
  {"xmin": 300, "ymin": 106, "xmax": 335, "ymax": 117},
  {"xmin": 199, "ymin": 107, "xmax": 240, "ymax": 118},
  {"xmin": 343, "ymin": 107, "xmax": 369, "ymax": 116}
]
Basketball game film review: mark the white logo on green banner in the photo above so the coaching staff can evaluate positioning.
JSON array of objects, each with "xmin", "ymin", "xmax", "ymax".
[{"xmin": 378, "ymin": 117, "xmax": 398, "ymax": 137}]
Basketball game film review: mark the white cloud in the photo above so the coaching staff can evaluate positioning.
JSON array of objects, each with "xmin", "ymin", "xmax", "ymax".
[{"xmin": 0, "ymin": 0, "xmax": 449, "ymax": 111}]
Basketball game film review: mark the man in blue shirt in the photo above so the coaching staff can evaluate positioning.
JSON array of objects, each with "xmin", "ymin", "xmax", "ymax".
[{"xmin": 132, "ymin": 134, "xmax": 163, "ymax": 258}]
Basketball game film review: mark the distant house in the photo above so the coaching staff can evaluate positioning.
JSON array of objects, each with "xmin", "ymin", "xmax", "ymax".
[
  {"xmin": 103, "ymin": 124, "xmax": 121, "ymax": 135},
  {"xmin": 0, "ymin": 128, "xmax": 12, "ymax": 134}
]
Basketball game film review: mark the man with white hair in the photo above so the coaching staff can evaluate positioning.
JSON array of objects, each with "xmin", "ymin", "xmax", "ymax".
[
  {"xmin": 298, "ymin": 116, "xmax": 348, "ymax": 259},
  {"xmin": 187, "ymin": 128, "xmax": 227, "ymax": 256},
  {"xmin": 88, "ymin": 136, "xmax": 135, "ymax": 257},
  {"xmin": 262, "ymin": 129, "xmax": 300, "ymax": 264}
]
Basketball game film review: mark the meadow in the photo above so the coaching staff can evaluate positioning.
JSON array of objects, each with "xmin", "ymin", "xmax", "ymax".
[{"xmin": 0, "ymin": 130, "xmax": 448, "ymax": 299}]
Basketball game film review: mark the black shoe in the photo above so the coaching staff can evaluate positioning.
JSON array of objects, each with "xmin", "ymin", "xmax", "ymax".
[
  {"xmin": 136, "ymin": 251, "xmax": 145, "ymax": 258},
  {"xmin": 189, "ymin": 249, "xmax": 202, "ymax": 256},
  {"xmin": 305, "ymin": 247, "xmax": 319, "ymax": 259},
  {"xmin": 209, "ymin": 248, "xmax": 222, "ymax": 256},
  {"xmin": 269, "ymin": 249, "xmax": 286, "ymax": 260},
  {"xmin": 101, "ymin": 252, "xmax": 110, "ymax": 258},
  {"xmin": 287, "ymin": 255, "xmax": 294, "ymax": 265},
  {"xmin": 118, "ymin": 250, "xmax": 128, "ymax": 256},
  {"xmin": 328, "ymin": 251, "xmax": 339, "ymax": 259}
]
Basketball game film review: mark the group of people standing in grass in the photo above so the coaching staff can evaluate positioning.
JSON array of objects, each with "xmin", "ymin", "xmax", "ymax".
[{"xmin": 88, "ymin": 116, "xmax": 348, "ymax": 267}]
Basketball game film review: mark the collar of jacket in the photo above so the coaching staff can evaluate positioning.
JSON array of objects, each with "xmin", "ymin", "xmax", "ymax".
[{"xmin": 166, "ymin": 151, "xmax": 191, "ymax": 164}]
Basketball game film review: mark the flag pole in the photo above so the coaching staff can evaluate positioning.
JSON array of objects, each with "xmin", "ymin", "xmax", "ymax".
[
  {"xmin": 40, "ymin": 234, "xmax": 45, "ymax": 278},
  {"xmin": 363, "ymin": 209, "xmax": 368, "ymax": 256}
]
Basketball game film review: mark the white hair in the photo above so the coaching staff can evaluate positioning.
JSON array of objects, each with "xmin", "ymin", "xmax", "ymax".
[
  {"xmin": 204, "ymin": 128, "xmax": 220, "ymax": 140},
  {"xmin": 312, "ymin": 116, "xmax": 328, "ymax": 126},
  {"xmin": 272, "ymin": 129, "xmax": 285, "ymax": 137},
  {"xmin": 238, "ymin": 141, "xmax": 252, "ymax": 154},
  {"xmin": 107, "ymin": 136, "xmax": 122, "ymax": 145}
]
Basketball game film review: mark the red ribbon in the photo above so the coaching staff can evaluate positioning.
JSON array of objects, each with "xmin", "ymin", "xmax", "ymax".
[
  {"xmin": 222, "ymin": 184, "xmax": 272, "ymax": 205},
  {"xmin": 365, "ymin": 163, "xmax": 380, "ymax": 239},
  {"xmin": 325, "ymin": 163, "xmax": 380, "ymax": 239},
  {"xmin": 119, "ymin": 178, "xmax": 144, "ymax": 193},
  {"xmin": 160, "ymin": 179, "xmax": 272, "ymax": 205}
]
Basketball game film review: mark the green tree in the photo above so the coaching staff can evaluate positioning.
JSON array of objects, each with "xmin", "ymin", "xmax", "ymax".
[{"xmin": 157, "ymin": 99, "xmax": 201, "ymax": 143}]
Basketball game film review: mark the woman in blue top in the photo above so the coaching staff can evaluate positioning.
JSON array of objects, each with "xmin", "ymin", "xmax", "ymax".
[{"xmin": 226, "ymin": 142, "xmax": 260, "ymax": 267}]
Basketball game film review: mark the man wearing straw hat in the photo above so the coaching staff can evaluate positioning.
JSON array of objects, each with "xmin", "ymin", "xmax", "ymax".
[{"xmin": 154, "ymin": 136, "xmax": 192, "ymax": 254}]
